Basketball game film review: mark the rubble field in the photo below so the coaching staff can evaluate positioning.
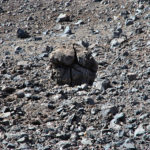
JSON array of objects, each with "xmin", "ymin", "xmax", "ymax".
[{"xmin": 0, "ymin": 0, "xmax": 150, "ymax": 149}]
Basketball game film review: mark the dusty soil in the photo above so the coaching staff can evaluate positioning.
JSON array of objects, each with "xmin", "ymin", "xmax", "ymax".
[{"xmin": 0, "ymin": 0, "xmax": 150, "ymax": 149}]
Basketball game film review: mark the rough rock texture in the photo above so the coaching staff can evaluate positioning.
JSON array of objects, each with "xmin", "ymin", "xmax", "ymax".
[{"xmin": 50, "ymin": 43, "xmax": 98, "ymax": 85}]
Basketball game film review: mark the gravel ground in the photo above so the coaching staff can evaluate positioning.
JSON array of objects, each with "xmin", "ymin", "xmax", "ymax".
[{"xmin": 0, "ymin": 0, "xmax": 150, "ymax": 149}]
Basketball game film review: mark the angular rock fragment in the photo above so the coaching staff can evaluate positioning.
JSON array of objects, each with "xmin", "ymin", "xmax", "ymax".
[
  {"xmin": 81, "ymin": 138, "xmax": 92, "ymax": 145},
  {"xmin": 64, "ymin": 26, "xmax": 72, "ymax": 35},
  {"xmin": 93, "ymin": 78, "xmax": 112, "ymax": 91},
  {"xmin": 0, "ymin": 112, "xmax": 11, "ymax": 119},
  {"xmin": 127, "ymin": 73, "xmax": 137, "ymax": 81},
  {"xmin": 101, "ymin": 104, "xmax": 118, "ymax": 120},
  {"xmin": 0, "ymin": 7, "xmax": 4, "ymax": 13},
  {"xmin": 56, "ymin": 13, "xmax": 70, "ymax": 22},
  {"xmin": 122, "ymin": 139, "xmax": 136, "ymax": 149},
  {"xmin": 1, "ymin": 86, "xmax": 16, "ymax": 94},
  {"xmin": 17, "ymin": 28, "xmax": 30, "ymax": 39},
  {"xmin": 134, "ymin": 124, "xmax": 145, "ymax": 137},
  {"xmin": 50, "ymin": 43, "xmax": 98, "ymax": 86}
]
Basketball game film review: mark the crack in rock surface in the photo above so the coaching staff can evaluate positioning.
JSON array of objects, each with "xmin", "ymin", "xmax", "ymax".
[{"xmin": 50, "ymin": 43, "xmax": 98, "ymax": 86}]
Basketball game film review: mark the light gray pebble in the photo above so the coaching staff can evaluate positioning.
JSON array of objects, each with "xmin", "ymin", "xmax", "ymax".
[
  {"xmin": 125, "ymin": 19, "xmax": 134, "ymax": 26},
  {"xmin": 134, "ymin": 124, "xmax": 145, "ymax": 137},
  {"xmin": 122, "ymin": 138, "xmax": 136, "ymax": 149},
  {"xmin": 64, "ymin": 26, "xmax": 72, "ymax": 35},
  {"xmin": 16, "ymin": 90, "xmax": 25, "ymax": 98},
  {"xmin": 81, "ymin": 138, "xmax": 92, "ymax": 145}
]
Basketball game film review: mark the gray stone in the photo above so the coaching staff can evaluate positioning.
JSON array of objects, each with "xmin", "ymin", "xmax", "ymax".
[
  {"xmin": 125, "ymin": 19, "xmax": 134, "ymax": 26},
  {"xmin": 65, "ymin": 1, "xmax": 70, "ymax": 7},
  {"xmin": 70, "ymin": 133, "xmax": 78, "ymax": 141},
  {"xmin": 104, "ymin": 144, "xmax": 112, "ymax": 150},
  {"xmin": 1, "ymin": 106, "xmax": 10, "ymax": 113},
  {"xmin": 34, "ymin": 36, "xmax": 42, "ymax": 41},
  {"xmin": 146, "ymin": 124, "xmax": 150, "ymax": 131},
  {"xmin": 135, "ymin": 9, "xmax": 142, "ymax": 15},
  {"xmin": 144, "ymin": 14, "xmax": 150, "ymax": 19},
  {"xmin": 134, "ymin": 124, "xmax": 145, "ymax": 137},
  {"xmin": 64, "ymin": 26, "xmax": 72, "ymax": 34},
  {"xmin": 84, "ymin": 97, "xmax": 95, "ymax": 105},
  {"xmin": 114, "ymin": 112, "xmax": 125, "ymax": 123},
  {"xmin": 94, "ymin": 78, "xmax": 111, "ymax": 91},
  {"xmin": 17, "ymin": 137, "xmax": 27, "ymax": 143},
  {"xmin": 113, "ymin": 141, "xmax": 124, "ymax": 147},
  {"xmin": 66, "ymin": 113, "xmax": 76, "ymax": 124},
  {"xmin": 15, "ymin": 46, "xmax": 23, "ymax": 54},
  {"xmin": 27, "ymin": 16, "xmax": 34, "ymax": 20},
  {"xmin": 135, "ymin": 27, "xmax": 144, "ymax": 34},
  {"xmin": 54, "ymin": 24, "xmax": 62, "ymax": 31},
  {"xmin": 17, "ymin": 60, "xmax": 28, "ymax": 66},
  {"xmin": 138, "ymin": 4, "xmax": 144, "ymax": 9},
  {"xmin": 116, "ymin": 130, "xmax": 125, "ymax": 138},
  {"xmin": 75, "ymin": 20, "xmax": 84, "ymax": 25},
  {"xmin": 0, "ymin": 112, "xmax": 11, "ymax": 119},
  {"xmin": 56, "ymin": 13, "xmax": 70, "ymax": 22},
  {"xmin": 147, "ymin": 41, "xmax": 150, "ymax": 47},
  {"xmin": 25, "ymin": 93, "xmax": 32, "ymax": 99},
  {"xmin": 56, "ymin": 132, "xmax": 70, "ymax": 140},
  {"xmin": 6, "ymin": 132, "xmax": 28, "ymax": 140},
  {"xmin": 56, "ymin": 140, "xmax": 72, "ymax": 149},
  {"xmin": 38, "ymin": 53, "xmax": 49, "ymax": 59},
  {"xmin": 81, "ymin": 138, "xmax": 92, "ymax": 145},
  {"xmin": 43, "ymin": 145, "xmax": 52, "ymax": 150},
  {"xmin": 113, "ymin": 27, "xmax": 122, "ymax": 38},
  {"xmin": 110, "ymin": 37, "xmax": 126, "ymax": 48},
  {"xmin": 3, "ymin": 74, "xmax": 11, "ymax": 79},
  {"xmin": 121, "ymin": 10, "xmax": 130, "ymax": 18},
  {"xmin": 7, "ymin": 143, "xmax": 16, "ymax": 149},
  {"xmin": 110, "ymin": 119, "xmax": 122, "ymax": 130},
  {"xmin": 42, "ymin": 30, "xmax": 49, "ymax": 35},
  {"xmin": 77, "ymin": 40, "xmax": 89, "ymax": 48},
  {"xmin": 101, "ymin": 104, "xmax": 118, "ymax": 118},
  {"xmin": 91, "ymin": 108, "xmax": 99, "ymax": 115},
  {"xmin": 18, "ymin": 143, "xmax": 31, "ymax": 150},
  {"xmin": 139, "ymin": 113, "xmax": 149, "ymax": 120},
  {"xmin": 122, "ymin": 138, "xmax": 136, "ymax": 150},
  {"xmin": 16, "ymin": 90, "xmax": 25, "ymax": 98},
  {"xmin": 110, "ymin": 39, "xmax": 119, "ymax": 48},
  {"xmin": 5, "ymin": 51, "xmax": 10, "ymax": 55}
]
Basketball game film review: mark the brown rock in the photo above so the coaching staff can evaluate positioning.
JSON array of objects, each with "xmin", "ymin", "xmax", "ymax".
[
  {"xmin": 50, "ymin": 47, "xmax": 75, "ymax": 66},
  {"xmin": 50, "ymin": 43, "xmax": 98, "ymax": 86}
]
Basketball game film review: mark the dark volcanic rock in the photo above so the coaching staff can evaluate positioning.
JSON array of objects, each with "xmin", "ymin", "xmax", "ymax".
[
  {"xmin": 1, "ymin": 86, "xmax": 16, "ymax": 94},
  {"xmin": 17, "ymin": 28, "xmax": 30, "ymax": 39},
  {"xmin": 0, "ymin": 7, "xmax": 4, "ymax": 13},
  {"xmin": 56, "ymin": 13, "xmax": 70, "ymax": 22},
  {"xmin": 50, "ymin": 43, "xmax": 98, "ymax": 86}
]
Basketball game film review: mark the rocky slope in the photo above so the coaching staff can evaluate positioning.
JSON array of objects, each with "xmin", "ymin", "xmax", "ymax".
[{"xmin": 0, "ymin": 0, "xmax": 150, "ymax": 149}]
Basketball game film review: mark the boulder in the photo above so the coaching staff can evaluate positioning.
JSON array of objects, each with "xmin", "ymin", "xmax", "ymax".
[{"xmin": 50, "ymin": 43, "xmax": 98, "ymax": 86}]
